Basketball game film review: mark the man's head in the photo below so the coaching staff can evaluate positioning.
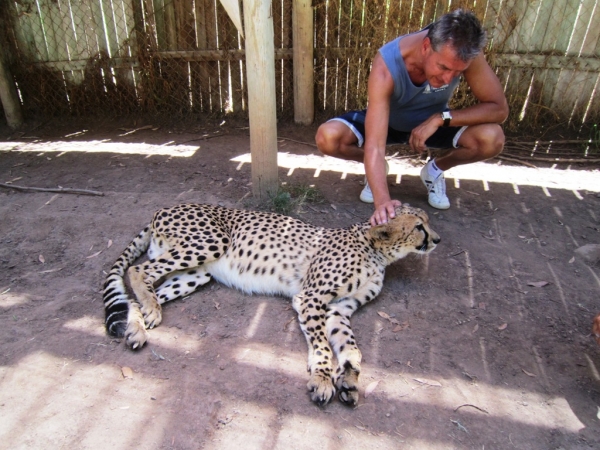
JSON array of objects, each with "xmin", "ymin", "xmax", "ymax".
[
  {"xmin": 427, "ymin": 9, "xmax": 487, "ymax": 62},
  {"xmin": 421, "ymin": 9, "xmax": 487, "ymax": 88}
]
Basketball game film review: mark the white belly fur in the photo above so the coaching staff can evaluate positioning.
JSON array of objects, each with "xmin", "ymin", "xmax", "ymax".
[{"xmin": 204, "ymin": 257, "xmax": 302, "ymax": 298}]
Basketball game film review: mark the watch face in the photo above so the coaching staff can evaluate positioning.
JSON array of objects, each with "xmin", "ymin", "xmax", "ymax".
[{"xmin": 442, "ymin": 111, "xmax": 452, "ymax": 120}]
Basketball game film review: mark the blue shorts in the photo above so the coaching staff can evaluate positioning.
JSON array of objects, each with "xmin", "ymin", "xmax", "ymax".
[{"xmin": 329, "ymin": 109, "xmax": 467, "ymax": 149}]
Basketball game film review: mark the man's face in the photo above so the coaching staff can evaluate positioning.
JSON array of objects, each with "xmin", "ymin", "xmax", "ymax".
[{"xmin": 422, "ymin": 38, "xmax": 471, "ymax": 88}]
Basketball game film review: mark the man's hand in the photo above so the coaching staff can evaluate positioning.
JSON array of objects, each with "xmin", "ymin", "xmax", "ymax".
[
  {"xmin": 370, "ymin": 199, "xmax": 402, "ymax": 226},
  {"xmin": 409, "ymin": 113, "xmax": 443, "ymax": 153}
]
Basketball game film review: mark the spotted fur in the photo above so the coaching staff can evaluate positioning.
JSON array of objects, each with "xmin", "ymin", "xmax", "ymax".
[{"xmin": 103, "ymin": 203, "xmax": 440, "ymax": 406}]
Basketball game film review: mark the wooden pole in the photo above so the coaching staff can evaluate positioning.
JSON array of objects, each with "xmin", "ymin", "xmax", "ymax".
[
  {"xmin": 0, "ymin": 43, "xmax": 23, "ymax": 129},
  {"xmin": 292, "ymin": 0, "xmax": 314, "ymax": 125},
  {"xmin": 243, "ymin": 0, "xmax": 279, "ymax": 199}
]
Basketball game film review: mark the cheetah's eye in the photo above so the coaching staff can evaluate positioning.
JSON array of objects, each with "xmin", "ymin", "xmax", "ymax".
[{"xmin": 416, "ymin": 224, "xmax": 425, "ymax": 232}]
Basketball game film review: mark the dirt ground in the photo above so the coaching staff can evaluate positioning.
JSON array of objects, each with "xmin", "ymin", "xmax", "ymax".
[{"xmin": 0, "ymin": 117, "xmax": 599, "ymax": 450}]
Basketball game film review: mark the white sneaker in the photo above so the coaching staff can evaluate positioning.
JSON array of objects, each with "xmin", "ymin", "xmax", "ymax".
[
  {"xmin": 360, "ymin": 160, "xmax": 389, "ymax": 204},
  {"xmin": 420, "ymin": 162, "xmax": 450, "ymax": 209},
  {"xmin": 360, "ymin": 182, "xmax": 374, "ymax": 203}
]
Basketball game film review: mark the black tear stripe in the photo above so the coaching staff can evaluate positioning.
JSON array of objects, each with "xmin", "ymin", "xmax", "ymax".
[{"xmin": 416, "ymin": 225, "xmax": 429, "ymax": 252}]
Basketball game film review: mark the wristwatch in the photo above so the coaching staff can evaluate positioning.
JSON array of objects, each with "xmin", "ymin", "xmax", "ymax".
[{"xmin": 441, "ymin": 110, "xmax": 452, "ymax": 127}]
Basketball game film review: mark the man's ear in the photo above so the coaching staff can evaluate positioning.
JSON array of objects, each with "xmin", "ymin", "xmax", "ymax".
[{"xmin": 422, "ymin": 36, "xmax": 432, "ymax": 54}]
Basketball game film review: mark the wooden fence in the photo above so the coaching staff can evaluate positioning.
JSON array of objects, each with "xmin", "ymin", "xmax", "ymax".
[{"xmin": 1, "ymin": 0, "xmax": 600, "ymax": 133}]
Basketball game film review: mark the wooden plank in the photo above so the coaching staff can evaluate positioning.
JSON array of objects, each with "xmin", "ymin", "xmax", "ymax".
[
  {"xmin": 313, "ymin": 0, "xmax": 326, "ymax": 113},
  {"xmin": 491, "ymin": 0, "xmax": 517, "ymax": 52},
  {"xmin": 163, "ymin": 0, "xmax": 177, "ymax": 50},
  {"xmin": 67, "ymin": 0, "xmax": 92, "ymax": 64},
  {"xmin": 549, "ymin": 0, "xmax": 576, "ymax": 53},
  {"xmin": 221, "ymin": 0, "xmax": 242, "ymax": 113},
  {"xmin": 580, "ymin": 0, "xmax": 600, "ymax": 56},
  {"xmin": 152, "ymin": 0, "xmax": 167, "ymax": 50},
  {"xmin": 293, "ymin": 0, "xmax": 313, "ymax": 124},
  {"xmin": 191, "ymin": 0, "xmax": 210, "ymax": 112},
  {"xmin": 513, "ymin": 0, "xmax": 541, "ymax": 54},
  {"xmin": 10, "ymin": 1, "xmax": 40, "ymax": 61},
  {"xmin": 32, "ymin": 0, "xmax": 51, "ymax": 60},
  {"xmin": 567, "ymin": 71, "xmax": 599, "ymax": 125},
  {"xmin": 100, "ymin": 0, "xmax": 120, "ymax": 57},
  {"xmin": 567, "ymin": 0, "xmax": 597, "ymax": 55},
  {"xmin": 332, "ymin": 0, "xmax": 345, "ymax": 111},
  {"xmin": 243, "ymin": 0, "xmax": 279, "ymax": 199},
  {"xmin": 272, "ymin": 0, "xmax": 283, "ymax": 112},
  {"xmin": 176, "ymin": 0, "xmax": 196, "ymax": 50},
  {"xmin": 344, "ymin": 0, "xmax": 364, "ymax": 111},
  {"xmin": 551, "ymin": 0, "xmax": 588, "ymax": 113},
  {"xmin": 323, "ymin": 0, "xmax": 338, "ymax": 111},
  {"xmin": 494, "ymin": 53, "xmax": 600, "ymax": 71},
  {"xmin": 205, "ymin": 0, "xmax": 222, "ymax": 112},
  {"xmin": 0, "ymin": 45, "xmax": 24, "ymax": 128},
  {"xmin": 281, "ymin": 0, "xmax": 293, "ymax": 116},
  {"xmin": 79, "ymin": 0, "xmax": 102, "ymax": 57},
  {"xmin": 89, "ymin": 0, "xmax": 110, "ymax": 55},
  {"xmin": 582, "ymin": 73, "xmax": 600, "ymax": 125}
]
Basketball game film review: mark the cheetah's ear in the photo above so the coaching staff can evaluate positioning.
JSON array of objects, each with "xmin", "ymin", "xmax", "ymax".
[{"xmin": 368, "ymin": 223, "xmax": 392, "ymax": 241}]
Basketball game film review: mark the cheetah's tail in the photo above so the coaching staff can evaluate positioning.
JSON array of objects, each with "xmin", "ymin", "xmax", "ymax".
[{"xmin": 103, "ymin": 225, "xmax": 152, "ymax": 337}]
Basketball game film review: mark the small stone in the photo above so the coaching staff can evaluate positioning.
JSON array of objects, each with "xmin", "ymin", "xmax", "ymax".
[{"xmin": 574, "ymin": 244, "xmax": 600, "ymax": 265}]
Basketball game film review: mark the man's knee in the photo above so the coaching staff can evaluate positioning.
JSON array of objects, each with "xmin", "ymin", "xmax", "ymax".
[
  {"xmin": 481, "ymin": 124, "xmax": 505, "ymax": 157},
  {"xmin": 315, "ymin": 123, "xmax": 341, "ymax": 157},
  {"xmin": 464, "ymin": 124, "xmax": 505, "ymax": 159}
]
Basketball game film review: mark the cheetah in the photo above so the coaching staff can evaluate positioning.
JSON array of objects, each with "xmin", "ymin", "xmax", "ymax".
[{"xmin": 103, "ymin": 203, "xmax": 440, "ymax": 406}]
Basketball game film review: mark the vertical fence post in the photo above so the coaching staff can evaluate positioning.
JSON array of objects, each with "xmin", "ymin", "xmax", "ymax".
[
  {"xmin": 293, "ymin": 0, "xmax": 314, "ymax": 125},
  {"xmin": 243, "ymin": 0, "xmax": 279, "ymax": 199},
  {"xmin": 0, "ymin": 43, "xmax": 23, "ymax": 129}
]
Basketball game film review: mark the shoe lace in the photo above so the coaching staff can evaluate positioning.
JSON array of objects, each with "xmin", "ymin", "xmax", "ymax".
[{"xmin": 429, "ymin": 173, "xmax": 446, "ymax": 196}]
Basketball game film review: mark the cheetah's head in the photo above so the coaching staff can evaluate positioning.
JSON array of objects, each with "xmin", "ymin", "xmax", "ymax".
[{"xmin": 368, "ymin": 205, "xmax": 440, "ymax": 261}]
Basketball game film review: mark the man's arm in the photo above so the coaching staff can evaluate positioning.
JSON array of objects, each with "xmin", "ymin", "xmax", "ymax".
[
  {"xmin": 448, "ymin": 53, "xmax": 509, "ymax": 125},
  {"xmin": 409, "ymin": 53, "xmax": 509, "ymax": 152},
  {"xmin": 364, "ymin": 54, "xmax": 402, "ymax": 225}
]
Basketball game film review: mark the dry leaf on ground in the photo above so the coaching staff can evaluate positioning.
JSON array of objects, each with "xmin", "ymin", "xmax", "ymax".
[
  {"xmin": 414, "ymin": 378, "xmax": 442, "ymax": 387},
  {"xmin": 39, "ymin": 255, "xmax": 45, "ymax": 264},
  {"xmin": 87, "ymin": 250, "xmax": 103, "ymax": 259},
  {"xmin": 121, "ymin": 366, "xmax": 134, "ymax": 379},
  {"xmin": 498, "ymin": 323, "xmax": 508, "ymax": 330},
  {"xmin": 364, "ymin": 380, "xmax": 380, "ymax": 398},
  {"xmin": 527, "ymin": 281, "xmax": 549, "ymax": 288},
  {"xmin": 392, "ymin": 322, "xmax": 410, "ymax": 332}
]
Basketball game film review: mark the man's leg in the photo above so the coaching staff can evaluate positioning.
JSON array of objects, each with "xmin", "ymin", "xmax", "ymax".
[
  {"xmin": 422, "ymin": 124, "xmax": 505, "ymax": 209},
  {"xmin": 435, "ymin": 123, "xmax": 505, "ymax": 170},
  {"xmin": 316, "ymin": 119, "xmax": 387, "ymax": 203},
  {"xmin": 315, "ymin": 120, "xmax": 364, "ymax": 162}
]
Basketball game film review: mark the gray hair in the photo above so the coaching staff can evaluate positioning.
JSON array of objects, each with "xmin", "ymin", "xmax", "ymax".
[{"xmin": 427, "ymin": 9, "xmax": 487, "ymax": 62}]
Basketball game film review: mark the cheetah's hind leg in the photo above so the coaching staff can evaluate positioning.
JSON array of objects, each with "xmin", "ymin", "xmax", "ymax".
[{"xmin": 155, "ymin": 269, "xmax": 212, "ymax": 304}]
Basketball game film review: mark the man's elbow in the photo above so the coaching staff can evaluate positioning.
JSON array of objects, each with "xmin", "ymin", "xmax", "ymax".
[{"xmin": 496, "ymin": 99, "xmax": 510, "ymax": 124}]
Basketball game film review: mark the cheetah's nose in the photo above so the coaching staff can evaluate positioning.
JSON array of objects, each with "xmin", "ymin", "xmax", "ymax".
[{"xmin": 433, "ymin": 236, "xmax": 441, "ymax": 245}]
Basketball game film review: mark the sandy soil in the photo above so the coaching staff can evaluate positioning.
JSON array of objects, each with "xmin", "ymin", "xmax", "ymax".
[{"xmin": 0, "ymin": 118, "xmax": 599, "ymax": 449}]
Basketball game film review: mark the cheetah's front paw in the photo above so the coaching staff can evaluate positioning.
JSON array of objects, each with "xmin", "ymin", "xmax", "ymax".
[
  {"xmin": 335, "ymin": 366, "xmax": 360, "ymax": 407},
  {"xmin": 337, "ymin": 379, "xmax": 359, "ymax": 406},
  {"xmin": 141, "ymin": 303, "xmax": 162, "ymax": 329},
  {"xmin": 125, "ymin": 320, "xmax": 148, "ymax": 350},
  {"xmin": 307, "ymin": 373, "xmax": 336, "ymax": 406}
]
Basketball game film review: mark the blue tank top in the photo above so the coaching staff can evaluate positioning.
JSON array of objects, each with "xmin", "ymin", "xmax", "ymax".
[{"xmin": 379, "ymin": 31, "xmax": 461, "ymax": 132}]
